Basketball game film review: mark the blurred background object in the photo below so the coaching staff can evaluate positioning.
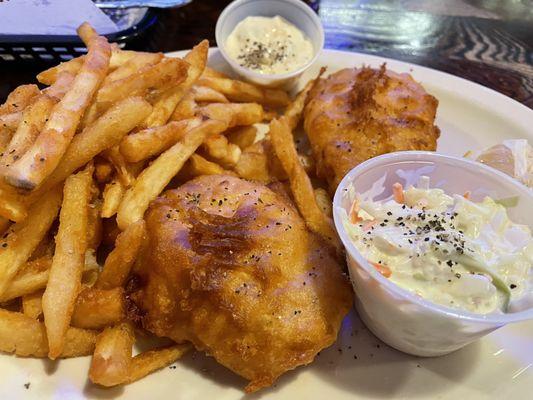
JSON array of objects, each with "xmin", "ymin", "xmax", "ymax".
[
  {"xmin": 94, "ymin": 0, "xmax": 192, "ymax": 8},
  {"xmin": 0, "ymin": 0, "xmax": 531, "ymax": 108}
]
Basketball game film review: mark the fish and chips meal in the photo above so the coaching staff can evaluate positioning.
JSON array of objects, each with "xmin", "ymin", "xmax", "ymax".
[{"xmin": 4, "ymin": 20, "xmax": 529, "ymax": 393}]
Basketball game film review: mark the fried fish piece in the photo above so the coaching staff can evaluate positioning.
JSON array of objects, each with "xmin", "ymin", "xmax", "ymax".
[
  {"xmin": 304, "ymin": 65, "xmax": 440, "ymax": 191},
  {"xmin": 129, "ymin": 175, "xmax": 352, "ymax": 392}
]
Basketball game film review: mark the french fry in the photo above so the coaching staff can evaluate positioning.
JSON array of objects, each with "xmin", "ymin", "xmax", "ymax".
[
  {"xmin": 181, "ymin": 154, "xmax": 235, "ymax": 179},
  {"xmin": 101, "ymin": 179, "xmax": 125, "ymax": 218},
  {"xmin": 82, "ymin": 249, "xmax": 101, "ymax": 287},
  {"xmin": 96, "ymin": 57, "xmax": 189, "ymax": 107},
  {"xmin": 104, "ymin": 45, "xmax": 153, "ymax": 68},
  {"xmin": 199, "ymin": 103, "xmax": 264, "ymax": 128},
  {"xmin": 77, "ymin": 21, "xmax": 102, "ymax": 43},
  {"xmin": 0, "ymin": 188, "xmax": 61, "ymax": 296},
  {"xmin": 0, "ymin": 111, "xmax": 22, "ymax": 131},
  {"xmin": 117, "ymin": 119, "xmax": 227, "ymax": 230},
  {"xmin": 95, "ymin": 220, "xmax": 146, "ymax": 290},
  {"xmin": 126, "ymin": 345, "xmax": 191, "ymax": 384},
  {"xmin": 269, "ymin": 117, "xmax": 340, "ymax": 250},
  {"xmin": 0, "ymin": 182, "xmax": 28, "ymax": 222},
  {"xmin": 314, "ymin": 188, "xmax": 333, "ymax": 217},
  {"xmin": 232, "ymin": 139, "xmax": 286, "ymax": 183},
  {"xmin": 263, "ymin": 109, "xmax": 278, "ymax": 121},
  {"xmin": 89, "ymin": 322, "xmax": 135, "ymax": 386},
  {"xmin": 32, "ymin": 97, "xmax": 152, "ymax": 196},
  {"xmin": 1, "ymin": 94, "xmax": 57, "ymax": 168},
  {"xmin": 0, "ymin": 251, "xmax": 100, "ymax": 302},
  {"xmin": 89, "ymin": 321, "xmax": 191, "ymax": 387},
  {"xmin": 234, "ymin": 141, "xmax": 273, "ymax": 183},
  {"xmin": 0, "ymin": 257, "xmax": 51, "ymax": 302},
  {"xmin": 0, "ymin": 253, "xmax": 99, "ymax": 303},
  {"xmin": 191, "ymin": 85, "xmax": 229, "ymax": 103},
  {"xmin": 142, "ymin": 40, "xmax": 208, "ymax": 128},
  {"xmin": 202, "ymin": 133, "xmax": 241, "ymax": 168},
  {"xmin": 0, "ymin": 84, "xmax": 40, "ymax": 116},
  {"xmin": 78, "ymin": 42, "xmax": 135, "ymax": 130},
  {"xmin": 43, "ymin": 71, "xmax": 76, "ymax": 100},
  {"xmin": 120, "ymin": 117, "xmax": 202, "ymax": 163},
  {"xmin": 87, "ymin": 197, "xmax": 103, "ymax": 250},
  {"xmin": 284, "ymin": 67, "xmax": 325, "ymax": 130},
  {"xmin": 104, "ymin": 52, "xmax": 163, "ymax": 85},
  {"xmin": 170, "ymin": 92, "xmax": 197, "ymax": 121},
  {"xmin": 201, "ymin": 66, "xmax": 229, "ymax": 79},
  {"xmin": 78, "ymin": 101, "xmax": 100, "ymax": 131},
  {"xmin": 0, "ymin": 308, "xmax": 97, "ymax": 358},
  {"xmin": 37, "ymin": 57, "xmax": 84, "ymax": 86},
  {"xmin": 71, "ymin": 287, "xmax": 125, "ymax": 329},
  {"xmin": 22, "ymin": 290, "xmax": 44, "ymax": 319},
  {"xmin": 37, "ymin": 48, "xmax": 154, "ymax": 86},
  {"xmin": 102, "ymin": 146, "xmax": 136, "ymax": 187},
  {"xmin": 28, "ymin": 234, "xmax": 55, "ymax": 261},
  {"xmin": 20, "ymin": 254, "xmax": 53, "ymax": 275},
  {"xmin": 3, "ymin": 23, "xmax": 111, "ymax": 190},
  {"xmin": 99, "ymin": 161, "xmax": 143, "ymax": 218},
  {"xmin": 226, "ymin": 125, "xmax": 257, "ymax": 150},
  {"xmin": 0, "ymin": 126, "xmax": 13, "ymax": 155},
  {"xmin": 197, "ymin": 76, "xmax": 290, "ymax": 108},
  {"xmin": 42, "ymin": 165, "xmax": 93, "ymax": 359}
]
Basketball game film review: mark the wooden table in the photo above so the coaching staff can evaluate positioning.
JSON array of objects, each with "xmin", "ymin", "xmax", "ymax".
[{"xmin": 1, "ymin": 0, "xmax": 532, "ymax": 108}]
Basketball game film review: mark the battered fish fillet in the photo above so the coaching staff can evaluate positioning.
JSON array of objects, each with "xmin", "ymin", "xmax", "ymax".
[
  {"xmin": 129, "ymin": 175, "xmax": 353, "ymax": 392},
  {"xmin": 304, "ymin": 65, "xmax": 440, "ymax": 191}
]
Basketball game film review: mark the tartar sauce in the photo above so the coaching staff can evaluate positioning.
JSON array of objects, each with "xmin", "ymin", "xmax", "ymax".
[
  {"xmin": 225, "ymin": 16, "xmax": 314, "ymax": 75},
  {"xmin": 343, "ymin": 177, "xmax": 533, "ymax": 314}
]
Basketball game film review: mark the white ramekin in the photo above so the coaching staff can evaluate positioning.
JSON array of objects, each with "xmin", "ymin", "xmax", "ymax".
[
  {"xmin": 333, "ymin": 151, "xmax": 533, "ymax": 357},
  {"xmin": 215, "ymin": 0, "xmax": 324, "ymax": 88}
]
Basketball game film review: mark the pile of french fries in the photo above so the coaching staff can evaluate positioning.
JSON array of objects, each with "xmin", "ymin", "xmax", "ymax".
[{"xmin": 0, "ymin": 23, "xmax": 337, "ymax": 386}]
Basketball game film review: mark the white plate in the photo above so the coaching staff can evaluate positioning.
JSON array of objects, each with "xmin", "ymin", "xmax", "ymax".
[{"xmin": 1, "ymin": 49, "xmax": 531, "ymax": 400}]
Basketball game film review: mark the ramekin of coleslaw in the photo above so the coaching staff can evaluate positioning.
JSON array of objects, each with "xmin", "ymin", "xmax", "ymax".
[{"xmin": 333, "ymin": 151, "xmax": 533, "ymax": 357}]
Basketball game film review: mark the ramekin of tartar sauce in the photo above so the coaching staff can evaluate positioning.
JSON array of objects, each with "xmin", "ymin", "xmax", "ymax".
[
  {"xmin": 216, "ymin": 0, "xmax": 324, "ymax": 88},
  {"xmin": 333, "ymin": 151, "xmax": 533, "ymax": 357}
]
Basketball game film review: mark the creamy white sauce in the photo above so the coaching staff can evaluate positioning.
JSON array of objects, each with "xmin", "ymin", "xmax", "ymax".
[
  {"xmin": 343, "ymin": 178, "xmax": 533, "ymax": 314},
  {"xmin": 225, "ymin": 16, "xmax": 314, "ymax": 75}
]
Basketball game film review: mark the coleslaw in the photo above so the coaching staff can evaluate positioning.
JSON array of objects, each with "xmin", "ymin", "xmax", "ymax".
[{"xmin": 343, "ymin": 176, "xmax": 533, "ymax": 314}]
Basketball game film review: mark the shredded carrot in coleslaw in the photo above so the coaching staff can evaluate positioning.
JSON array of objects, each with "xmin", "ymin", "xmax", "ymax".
[
  {"xmin": 349, "ymin": 198, "xmax": 362, "ymax": 224},
  {"xmin": 370, "ymin": 261, "xmax": 392, "ymax": 278},
  {"xmin": 392, "ymin": 183, "xmax": 404, "ymax": 203}
]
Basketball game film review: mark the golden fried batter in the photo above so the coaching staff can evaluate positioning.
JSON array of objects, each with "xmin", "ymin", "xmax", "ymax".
[
  {"xmin": 304, "ymin": 65, "xmax": 440, "ymax": 191},
  {"xmin": 129, "ymin": 175, "xmax": 353, "ymax": 392}
]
